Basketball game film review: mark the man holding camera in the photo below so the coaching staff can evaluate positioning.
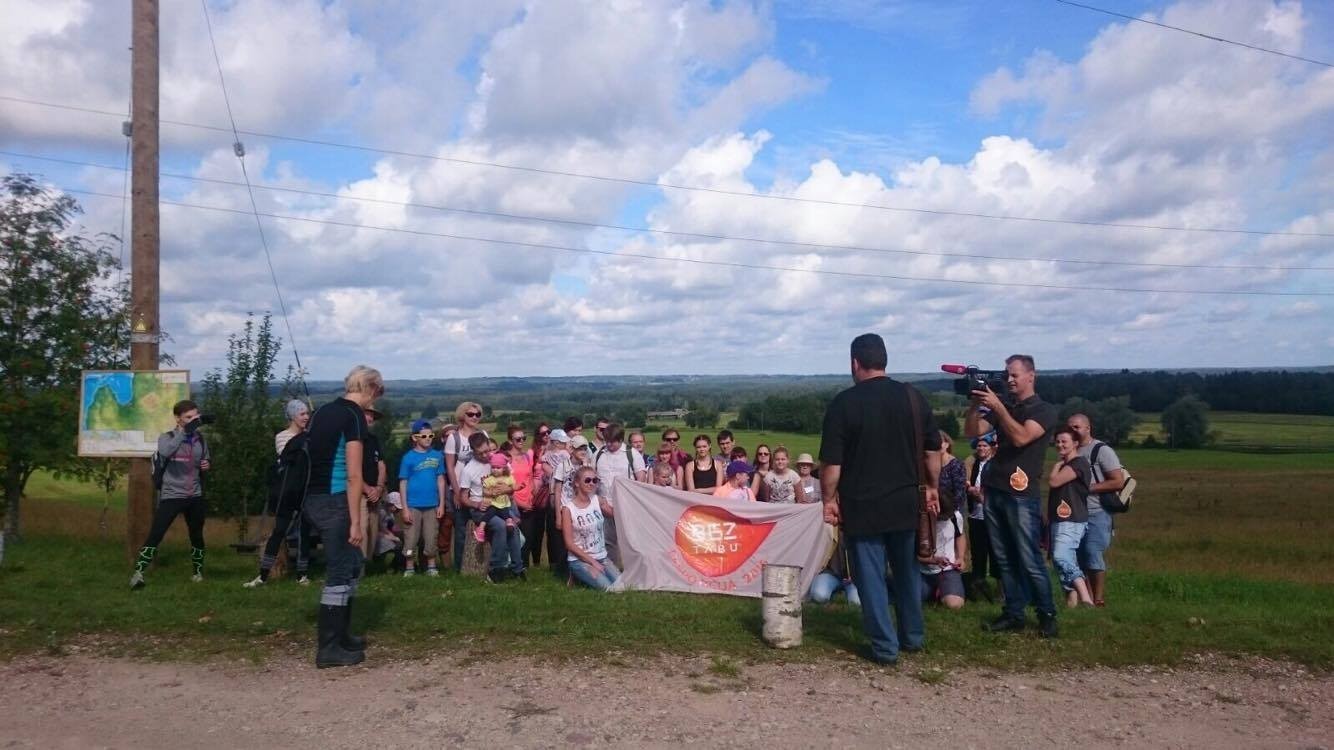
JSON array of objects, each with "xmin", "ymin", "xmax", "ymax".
[
  {"xmin": 130, "ymin": 399, "xmax": 212, "ymax": 590},
  {"xmin": 965, "ymin": 354, "xmax": 1061, "ymax": 637}
]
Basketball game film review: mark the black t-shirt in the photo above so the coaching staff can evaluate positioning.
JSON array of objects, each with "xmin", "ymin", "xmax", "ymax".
[
  {"xmin": 982, "ymin": 394, "xmax": 1058, "ymax": 499},
  {"xmin": 1048, "ymin": 456, "xmax": 1092, "ymax": 524},
  {"xmin": 819, "ymin": 377, "xmax": 941, "ymax": 535},
  {"xmin": 363, "ymin": 432, "xmax": 383, "ymax": 489},
  {"xmin": 306, "ymin": 397, "xmax": 367, "ymax": 496}
]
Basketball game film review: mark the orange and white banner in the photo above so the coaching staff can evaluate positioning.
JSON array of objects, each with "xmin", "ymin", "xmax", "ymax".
[{"xmin": 608, "ymin": 478, "xmax": 832, "ymax": 598}]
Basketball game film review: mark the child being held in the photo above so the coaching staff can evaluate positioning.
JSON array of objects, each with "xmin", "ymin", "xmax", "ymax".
[{"xmin": 476, "ymin": 452, "xmax": 519, "ymax": 542}]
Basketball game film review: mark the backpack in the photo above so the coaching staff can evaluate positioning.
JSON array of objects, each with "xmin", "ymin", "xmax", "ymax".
[
  {"xmin": 267, "ymin": 432, "xmax": 311, "ymax": 513},
  {"xmin": 594, "ymin": 445, "xmax": 637, "ymax": 480},
  {"xmin": 1090, "ymin": 442, "xmax": 1135, "ymax": 513}
]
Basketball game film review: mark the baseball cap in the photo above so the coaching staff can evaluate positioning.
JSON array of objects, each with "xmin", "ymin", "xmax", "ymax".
[
  {"xmin": 570, "ymin": 435, "xmax": 590, "ymax": 450},
  {"xmin": 410, "ymin": 419, "xmax": 433, "ymax": 434},
  {"xmin": 548, "ymin": 428, "xmax": 569, "ymax": 444},
  {"xmin": 726, "ymin": 459, "xmax": 755, "ymax": 478}
]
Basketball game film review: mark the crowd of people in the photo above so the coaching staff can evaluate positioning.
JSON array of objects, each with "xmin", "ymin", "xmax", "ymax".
[{"xmin": 129, "ymin": 344, "xmax": 1129, "ymax": 668}]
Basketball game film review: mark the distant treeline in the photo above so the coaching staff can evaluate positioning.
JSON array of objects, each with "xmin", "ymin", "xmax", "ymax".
[{"xmin": 1034, "ymin": 370, "xmax": 1334, "ymax": 415}]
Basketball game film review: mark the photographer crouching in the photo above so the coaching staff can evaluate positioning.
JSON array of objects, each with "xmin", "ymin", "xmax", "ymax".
[
  {"xmin": 130, "ymin": 399, "xmax": 213, "ymax": 589},
  {"xmin": 964, "ymin": 355, "xmax": 1061, "ymax": 637}
]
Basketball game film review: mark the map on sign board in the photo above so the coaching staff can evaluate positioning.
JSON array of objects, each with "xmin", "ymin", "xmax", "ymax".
[{"xmin": 78, "ymin": 370, "xmax": 191, "ymax": 457}]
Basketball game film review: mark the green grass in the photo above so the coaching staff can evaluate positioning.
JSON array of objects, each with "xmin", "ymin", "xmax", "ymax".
[
  {"xmin": 1131, "ymin": 411, "xmax": 1334, "ymax": 452},
  {"xmin": 1, "ymin": 531, "xmax": 1329, "ymax": 669}
]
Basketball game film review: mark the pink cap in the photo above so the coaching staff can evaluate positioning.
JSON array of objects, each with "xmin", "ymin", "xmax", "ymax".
[{"xmin": 489, "ymin": 453, "xmax": 509, "ymax": 468}]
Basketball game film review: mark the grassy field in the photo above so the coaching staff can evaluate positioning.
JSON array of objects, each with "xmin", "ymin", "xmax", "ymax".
[
  {"xmin": 4, "ymin": 413, "xmax": 1332, "ymax": 669},
  {"xmin": 1131, "ymin": 411, "xmax": 1334, "ymax": 452}
]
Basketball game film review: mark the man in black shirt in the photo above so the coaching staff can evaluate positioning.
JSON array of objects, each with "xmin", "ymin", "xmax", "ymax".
[
  {"xmin": 820, "ymin": 334, "xmax": 941, "ymax": 665},
  {"xmin": 303, "ymin": 365, "xmax": 383, "ymax": 668},
  {"xmin": 965, "ymin": 354, "xmax": 1060, "ymax": 637}
]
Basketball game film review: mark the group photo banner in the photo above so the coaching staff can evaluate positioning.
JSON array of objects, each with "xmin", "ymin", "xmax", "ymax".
[{"xmin": 609, "ymin": 479, "xmax": 832, "ymax": 598}]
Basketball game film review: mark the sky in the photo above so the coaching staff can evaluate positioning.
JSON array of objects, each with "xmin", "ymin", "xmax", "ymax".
[{"xmin": 2, "ymin": 0, "xmax": 1332, "ymax": 380}]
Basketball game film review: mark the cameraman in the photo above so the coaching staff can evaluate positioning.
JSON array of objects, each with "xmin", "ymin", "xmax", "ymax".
[
  {"xmin": 965, "ymin": 354, "xmax": 1060, "ymax": 637},
  {"xmin": 130, "ymin": 399, "xmax": 212, "ymax": 589}
]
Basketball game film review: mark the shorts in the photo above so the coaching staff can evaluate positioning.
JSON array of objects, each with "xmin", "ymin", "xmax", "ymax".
[{"xmin": 920, "ymin": 568, "xmax": 965, "ymax": 602}]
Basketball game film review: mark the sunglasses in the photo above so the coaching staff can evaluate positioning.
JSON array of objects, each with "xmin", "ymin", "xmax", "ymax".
[
  {"xmin": 757, "ymin": 452, "xmax": 770, "ymax": 458},
  {"xmin": 538, "ymin": 430, "xmax": 550, "ymax": 437},
  {"xmin": 465, "ymin": 411, "xmax": 481, "ymax": 418},
  {"xmin": 581, "ymin": 477, "xmax": 600, "ymax": 485},
  {"xmin": 512, "ymin": 435, "xmax": 527, "ymax": 441},
  {"xmin": 664, "ymin": 436, "xmax": 680, "ymax": 441},
  {"xmin": 413, "ymin": 432, "xmax": 434, "ymax": 440}
]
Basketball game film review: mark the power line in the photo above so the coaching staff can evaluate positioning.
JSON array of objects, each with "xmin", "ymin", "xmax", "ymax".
[
  {"xmin": 198, "ymin": 0, "xmax": 308, "ymax": 397},
  {"xmin": 1053, "ymin": 0, "xmax": 1333, "ymax": 68},
  {"xmin": 56, "ymin": 186, "xmax": 1334, "ymax": 299},
  {"xmin": 2, "ymin": 92, "xmax": 1329, "ymax": 240},
  {"xmin": 7, "ymin": 149, "xmax": 1332, "ymax": 273}
]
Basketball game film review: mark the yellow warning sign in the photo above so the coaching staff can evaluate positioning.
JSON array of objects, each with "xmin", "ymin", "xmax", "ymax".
[{"xmin": 132, "ymin": 314, "xmax": 148, "ymax": 333}]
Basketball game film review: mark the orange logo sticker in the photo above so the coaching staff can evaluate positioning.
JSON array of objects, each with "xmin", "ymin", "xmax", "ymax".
[
  {"xmin": 675, "ymin": 505, "xmax": 776, "ymax": 577},
  {"xmin": 1009, "ymin": 468, "xmax": 1029, "ymax": 492},
  {"xmin": 1056, "ymin": 500, "xmax": 1072, "ymax": 520}
]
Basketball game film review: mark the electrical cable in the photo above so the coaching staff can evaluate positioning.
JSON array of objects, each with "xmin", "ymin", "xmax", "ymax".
[
  {"xmin": 198, "ymin": 0, "xmax": 308, "ymax": 399},
  {"xmin": 56, "ymin": 186, "xmax": 1334, "ymax": 299},
  {"xmin": 1, "ymin": 92, "xmax": 1329, "ymax": 240},
  {"xmin": 7, "ymin": 150, "xmax": 1330, "ymax": 274},
  {"xmin": 1053, "ymin": 0, "xmax": 1333, "ymax": 68}
]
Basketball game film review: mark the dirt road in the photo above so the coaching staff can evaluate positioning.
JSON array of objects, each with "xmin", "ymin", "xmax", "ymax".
[{"xmin": 0, "ymin": 651, "xmax": 1329, "ymax": 748}]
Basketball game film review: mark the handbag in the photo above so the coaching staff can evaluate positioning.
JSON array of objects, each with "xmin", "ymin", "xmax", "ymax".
[{"xmin": 907, "ymin": 385, "xmax": 936, "ymax": 559}]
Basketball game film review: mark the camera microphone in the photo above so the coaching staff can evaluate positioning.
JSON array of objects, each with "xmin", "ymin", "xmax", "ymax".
[{"xmin": 940, "ymin": 364, "xmax": 969, "ymax": 375}]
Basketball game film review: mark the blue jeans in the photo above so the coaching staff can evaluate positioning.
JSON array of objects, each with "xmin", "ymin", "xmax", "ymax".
[
  {"xmin": 303, "ymin": 493, "xmax": 364, "ymax": 606},
  {"xmin": 809, "ymin": 572, "xmax": 861, "ymax": 607},
  {"xmin": 569, "ymin": 556, "xmax": 621, "ymax": 590},
  {"xmin": 1050, "ymin": 521, "xmax": 1087, "ymax": 591},
  {"xmin": 985, "ymin": 488, "xmax": 1056, "ymax": 618},
  {"xmin": 471, "ymin": 510, "xmax": 524, "ymax": 574},
  {"xmin": 1078, "ymin": 509, "xmax": 1113, "ymax": 572},
  {"xmin": 848, "ymin": 529, "xmax": 923, "ymax": 662}
]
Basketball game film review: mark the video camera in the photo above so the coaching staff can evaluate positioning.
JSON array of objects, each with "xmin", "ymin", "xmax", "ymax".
[{"xmin": 941, "ymin": 364, "xmax": 1010, "ymax": 405}]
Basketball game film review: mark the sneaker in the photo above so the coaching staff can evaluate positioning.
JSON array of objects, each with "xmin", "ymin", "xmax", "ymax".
[
  {"xmin": 129, "ymin": 571, "xmax": 145, "ymax": 590},
  {"xmin": 982, "ymin": 613, "xmax": 1026, "ymax": 633},
  {"xmin": 191, "ymin": 573, "xmax": 204, "ymax": 583},
  {"xmin": 1038, "ymin": 612, "xmax": 1059, "ymax": 639},
  {"xmin": 474, "ymin": 524, "xmax": 487, "ymax": 543},
  {"xmin": 242, "ymin": 576, "xmax": 265, "ymax": 589},
  {"xmin": 297, "ymin": 575, "xmax": 311, "ymax": 586},
  {"xmin": 403, "ymin": 569, "xmax": 416, "ymax": 577},
  {"xmin": 425, "ymin": 567, "xmax": 439, "ymax": 577}
]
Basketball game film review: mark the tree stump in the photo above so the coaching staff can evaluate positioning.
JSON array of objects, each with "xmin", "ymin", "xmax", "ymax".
[{"xmin": 460, "ymin": 518, "xmax": 489, "ymax": 577}]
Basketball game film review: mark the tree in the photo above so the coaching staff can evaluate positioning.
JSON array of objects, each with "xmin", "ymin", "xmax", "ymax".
[
  {"xmin": 1059, "ymin": 395, "xmax": 1138, "ymax": 446},
  {"xmin": 1161, "ymin": 394, "xmax": 1210, "ymax": 449},
  {"xmin": 1, "ymin": 175, "xmax": 130, "ymax": 541},
  {"xmin": 200, "ymin": 313, "xmax": 282, "ymax": 543},
  {"xmin": 684, "ymin": 404, "xmax": 720, "ymax": 429},
  {"xmin": 420, "ymin": 402, "xmax": 439, "ymax": 419}
]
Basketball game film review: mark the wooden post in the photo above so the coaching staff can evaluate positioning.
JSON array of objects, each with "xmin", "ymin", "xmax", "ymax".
[{"xmin": 126, "ymin": 0, "xmax": 160, "ymax": 560}]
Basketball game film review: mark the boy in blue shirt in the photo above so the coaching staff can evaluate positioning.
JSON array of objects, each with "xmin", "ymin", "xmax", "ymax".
[{"xmin": 398, "ymin": 419, "xmax": 446, "ymax": 576}]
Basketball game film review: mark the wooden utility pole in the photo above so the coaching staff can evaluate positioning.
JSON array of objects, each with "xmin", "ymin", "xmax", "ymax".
[{"xmin": 126, "ymin": 0, "xmax": 160, "ymax": 560}]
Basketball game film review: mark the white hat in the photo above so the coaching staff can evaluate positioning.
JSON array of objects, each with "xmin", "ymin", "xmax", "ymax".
[
  {"xmin": 548, "ymin": 428, "xmax": 569, "ymax": 443},
  {"xmin": 795, "ymin": 453, "xmax": 816, "ymax": 465}
]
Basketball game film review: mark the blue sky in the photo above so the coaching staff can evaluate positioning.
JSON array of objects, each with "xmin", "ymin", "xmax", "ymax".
[{"xmin": 2, "ymin": 0, "xmax": 1332, "ymax": 379}]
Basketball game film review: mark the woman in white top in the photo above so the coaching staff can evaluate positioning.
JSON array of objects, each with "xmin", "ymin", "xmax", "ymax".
[
  {"xmin": 444, "ymin": 401, "xmax": 487, "ymax": 573},
  {"xmin": 274, "ymin": 399, "xmax": 310, "ymax": 454},
  {"xmin": 562, "ymin": 466, "xmax": 619, "ymax": 591},
  {"xmin": 761, "ymin": 446, "xmax": 807, "ymax": 504}
]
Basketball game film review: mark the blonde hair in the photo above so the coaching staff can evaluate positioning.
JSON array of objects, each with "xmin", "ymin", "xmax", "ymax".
[
  {"xmin": 772, "ymin": 446, "xmax": 789, "ymax": 459},
  {"xmin": 344, "ymin": 365, "xmax": 384, "ymax": 395},
  {"xmin": 454, "ymin": 401, "xmax": 482, "ymax": 424}
]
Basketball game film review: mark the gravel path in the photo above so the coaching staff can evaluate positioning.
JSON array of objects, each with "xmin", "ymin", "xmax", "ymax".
[{"xmin": 0, "ymin": 651, "xmax": 1329, "ymax": 748}]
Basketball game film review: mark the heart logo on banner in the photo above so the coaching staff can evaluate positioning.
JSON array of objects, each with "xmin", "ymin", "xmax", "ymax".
[{"xmin": 674, "ymin": 505, "xmax": 776, "ymax": 577}]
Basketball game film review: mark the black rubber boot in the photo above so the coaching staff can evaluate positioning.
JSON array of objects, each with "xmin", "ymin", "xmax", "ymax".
[
  {"xmin": 1038, "ymin": 611, "xmax": 1059, "ymax": 639},
  {"xmin": 316, "ymin": 605, "xmax": 364, "ymax": 669},
  {"xmin": 340, "ymin": 601, "xmax": 366, "ymax": 651}
]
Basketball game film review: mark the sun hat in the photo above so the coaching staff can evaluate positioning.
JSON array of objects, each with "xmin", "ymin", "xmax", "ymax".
[
  {"xmin": 795, "ymin": 453, "xmax": 815, "ymax": 466},
  {"xmin": 548, "ymin": 428, "xmax": 569, "ymax": 444},
  {"xmin": 725, "ymin": 459, "xmax": 755, "ymax": 478}
]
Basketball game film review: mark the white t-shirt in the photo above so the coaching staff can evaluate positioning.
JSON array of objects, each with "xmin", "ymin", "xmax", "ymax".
[
  {"xmin": 566, "ymin": 496, "xmax": 608, "ymax": 562},
  {"xmin": 763, "ymin": 469, "xmax": 800, "ymax": 504},
  {"xmin": 445, "ymin": 429, "xmax": 489, "ymax": 485},
  {"xmin": 921, "ymin": 511, "xmax": 964, "ymax": 575},
  {"xmin": 458, "ymin": 458, "xmax": 491, "ymax": 504},
  {"xmin": 594, "ymin": 445, "xmax": 646, "ymax": 493}
]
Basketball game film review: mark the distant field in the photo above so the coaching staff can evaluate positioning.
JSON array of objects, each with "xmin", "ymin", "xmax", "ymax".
[{"xmin": 1131, "ymin": 411, "xmax": 1334, "ymax": 452}]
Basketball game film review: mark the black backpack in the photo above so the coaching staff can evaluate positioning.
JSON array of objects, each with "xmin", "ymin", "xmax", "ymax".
[{"xmin": 267, "ymin": 432, "xmax": 311, "ymax": 513}]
